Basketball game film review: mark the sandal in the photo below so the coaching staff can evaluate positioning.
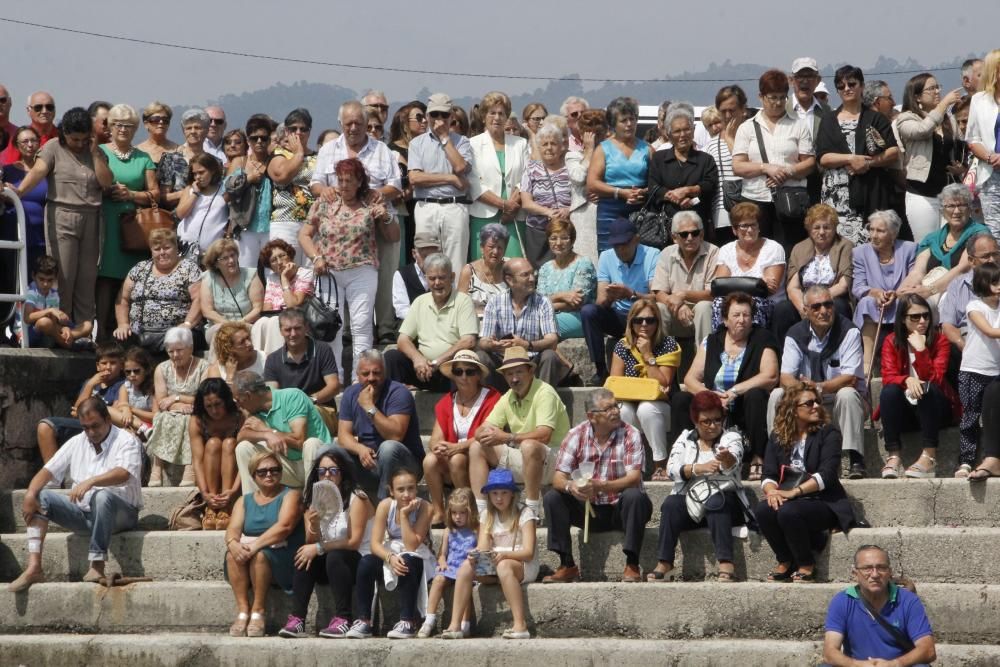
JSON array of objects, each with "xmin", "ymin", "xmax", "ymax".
[
  {"xmin": 767, "ymin": 567, "xmax": 794, "ymax": 582},
  {"xmin": 904, "ymin": 454, "xmax": 936, "ymax": 479},
  {"xmin": 791, "ymin": 570, "xmax": 817, "ymax": 583},
  {"xmin": 747, "ymin": 462, "xmax": 763, "ymax": 482},
  {"xmin": 650, "ymin": 466, "xmax": 670, "ymax": 482},
  {"xmin": 645, "ymin": 569, "xmax": 676, "ymax": 583},
  {"xmin": 969, "ymin": 467, "xmax": 1000, "ymax": 483},
  {"xmin": 954, "ymin": 464, "xmax": 973, "ymax": 479},
  {"xmin": 229, "ymin": 612, "xmax": 249, "ymax": 637},
  {"xmin": 881, "ymin": 455, "xmax": 903, "ymax": 479},
  {"xmin": 717, "ymin": 571, "xmax": 738, "ymax": 583}
]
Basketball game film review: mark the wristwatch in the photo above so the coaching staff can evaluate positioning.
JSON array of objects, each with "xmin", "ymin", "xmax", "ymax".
[
  {"xmin": 366, "ymin": 406, "xmax": 377, "ymax": 418},
  {"xmin": 646, "ymin": 357, "xmax": 657, "ymax": 366}
]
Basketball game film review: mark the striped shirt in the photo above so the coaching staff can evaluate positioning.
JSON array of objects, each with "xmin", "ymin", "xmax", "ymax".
[
  {"xmin": 703, "ymin": 135, "xmax": 735, "ymax": 230},
  {"xmin": 555, "ymin": 421, "xmax": 644, "ymax": 506},
  {"xmin": 481, "ymin": 291, "xmax": 557, "ymax": 357}
]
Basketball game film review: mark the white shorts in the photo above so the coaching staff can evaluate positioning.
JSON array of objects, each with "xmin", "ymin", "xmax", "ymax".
[{"xmin": 495, "ymin": 444, "xmax": 557, "ymax": 487}]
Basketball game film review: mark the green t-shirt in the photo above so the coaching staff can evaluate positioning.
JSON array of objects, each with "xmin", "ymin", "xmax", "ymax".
[
  {"xmin": 486, "ymin": 378, "xmax": 569, "ymax": 448},
  {"xmin": 260, "ymin": 387, "xmax": 331, "ymax": 461}
]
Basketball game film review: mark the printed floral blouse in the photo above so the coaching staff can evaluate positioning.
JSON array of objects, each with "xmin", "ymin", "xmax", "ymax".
[
  {"xmin": 307, "ymin": 191, "xmax": 384, "ymax": 271},
  {"xmin": 270, "ymin": 147, "xmax": 317, "ymax": 223}
]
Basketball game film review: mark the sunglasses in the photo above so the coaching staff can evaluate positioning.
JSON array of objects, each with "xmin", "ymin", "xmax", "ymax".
[
  {"xmin": 906, "ymin": 312, "xmax": 931, "ymax": 322},
  {"xmin": 248, "ymin": 134, "xmax": 269, "ymax": 143},
  {"xmin": 675, "ymin": 229, "xmax": 701, "ymax": 239},
  {"xmin": 31, "ymin": 103, "xmax": 55, "ymax": 113},
  {"xmin": 835, "ymin": 81, "xmax": 860, "ymax": 91},
  {"xmin": 807, "ymin": 300, "xmax": 835, "ymax": 312},
  {"xmin": 0, "ymin": 96, "xmax": 9, "ymax": 104},
  {"xmin": 451, "ymin": 367, "xmax": 481, "ymax": 377},
  {"xmin": 410, "ymin": 114, "xmax": 426, "ymax": 122},
  {"xmin": 124, "ymin": 368, "xmax": 144, "ymax": 375},
  {"xmin": 569, "ymin": 111, "xmax": 582, "ymax": 118},
  {"xmin": 254, "ymin": 466, "xmax": 282, "ymax": 478},
  {"xmin": 315, "ymin": 466, "xmax": 341, "ymax": 477},
  {"xmin": 632, "ymin": 316, "xmax": 658, "ymax": 326},
  {"xmin": 797, "ymin": 398, "xmax": 821, "ymax": 408},
  {"xmin": 367, "ymin": 125, "xmax": 382, "ymax": 132},
  {"xmin": 208, "ymin": 118, "xmax": 226, "ymax": 125},
  {"xmin": 429, "ymin": 111, "xmax": 450, "ymax": 119},
  {"xmin": 287, "ymin": 125, "xmax": 311, "ymax": 134},
  {"xmin": 145, "ymin": 115, "xmax": 170, "ymax": 124}
]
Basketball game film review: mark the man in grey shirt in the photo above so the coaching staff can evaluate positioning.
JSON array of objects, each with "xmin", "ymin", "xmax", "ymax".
[{"xmin": 408, "ymin": 93, "xmax": 474, "ymax": 279}]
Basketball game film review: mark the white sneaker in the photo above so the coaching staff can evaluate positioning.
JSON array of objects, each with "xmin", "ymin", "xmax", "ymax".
[{"xmin": 416, "ymin": 620, "xmax": 435, "ymax": 639}]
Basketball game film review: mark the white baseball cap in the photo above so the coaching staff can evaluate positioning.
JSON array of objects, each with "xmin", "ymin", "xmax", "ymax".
[{"xmin": 792, "ymin": 57, "xmax": 819, "ymax": 74}]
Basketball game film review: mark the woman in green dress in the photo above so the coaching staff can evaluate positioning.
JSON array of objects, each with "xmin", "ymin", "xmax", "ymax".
[
  {"xmin": 97, "ymin": 104, "xmax": 158, "ymax": 341},
  {"xmin": 468, "ymin": 91, "xmax": 529, "ymax": 260}
]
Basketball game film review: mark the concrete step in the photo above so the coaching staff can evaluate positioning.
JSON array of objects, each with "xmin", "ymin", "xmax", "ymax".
[
  {"xmin": 3, "ymin": 526, "xmax": 1000, "ymax": 585},
  {"xmin": 5, "ymin": 478, "xmax": 999, "ymax": 533},
  {"xmin": 3, "ymin": 581, "xmax": 999, "ymax": 645},
  {"xmin": 3, "ymin": 634, "xmax": 1000, "ymax": 667}
]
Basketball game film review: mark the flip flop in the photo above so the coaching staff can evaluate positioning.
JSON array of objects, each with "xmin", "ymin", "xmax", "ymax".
[
  {"xmin": 969, "ymin": 467, "xmax": 1000, "ymax": 483},
  {"xmin": 791, "ymin": 570, "xmax": 817, "ymax": 583},
  {"xmin": 650, "ymin": 466, "xmax": 670, "ymax": 482}
]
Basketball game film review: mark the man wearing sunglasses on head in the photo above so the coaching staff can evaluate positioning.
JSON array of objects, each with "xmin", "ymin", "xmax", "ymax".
[
  {"xmin": 26, "ymin": 91, "xmax": 58, "ymax": 148},
  {"xmin": 203, "ymin": 106, "xmax": 227, "ymax": 164},
  {"xmin": 652, "ymin": 210, "xmax": 720, "ymax": 344},
  {"xmin": 767, "ymin": 284, "xmax": 867, "ymax": 479}
]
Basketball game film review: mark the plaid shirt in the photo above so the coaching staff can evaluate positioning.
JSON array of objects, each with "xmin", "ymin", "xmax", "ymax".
[
  {"xmin": 555, "ymin": 420, "xmax": 644, "ymax": 506},
  {"xmin": 481, "ymin": 291, "xmax": 557, "ymax": 358}
]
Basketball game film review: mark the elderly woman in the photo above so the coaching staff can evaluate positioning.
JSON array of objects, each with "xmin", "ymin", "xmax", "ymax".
[
  {"xmin": 878, "ymin": 295, "xmax": 959, "ymax": 479},
  {"xmin": 144, "ymin": 326, "xmax": 211, "ymax": 487},
  {"xmin": 672, "ymin": 292, "xmax": 779, "ymax": 480},
  {"xmin": 648, "ymin": 105, "xmax": 718, "ymax": 236},
  {"xmin": 536, "ymin": 219, "xmax": 596, "ymax": 339},
  {"xmin": 519, "ymin": 122, "xmax": 574, "ymax": 267},
  {"xmin": 224, "ymin": 450, "xmax": 303, "ymax": 638},
  {"xmin": 423, "ymin": 351, "xmax": 502, "ymax": 526},
  {"xmin": 300, "ymin": 157, "xmax": 395, "ymax": 381},
  {"xmin": 647, "ymin": 391, "xmax": 752, "ymax": 582},
  {"xmin": 895, "ymin": 74, "xmax": 964, "ymax": 243},
  {"xmin": 522, "ymin": 102, "xmax": 548, "ymax": 159},
  {"xmin": 113, "ymin": 228, "xmax": 203, "ymax": 352},
  {"xmin": 251, "ymin": 239, "xmax": 313, "ymax": 355},
  {"xmin": 200, "ymin": 238, "xmax": 264, "ymax": 344},
  {"xmin": 852, "ymin": 210, "xmax": 918, "ymax": 371},
  {"xmin": 208, "ymin": 321, "xmax": 266, "ymax": 383},
  {"xmin": 587, "ymin": 97, "xmax": 653, "ymax": 253},
  {"xmin": 567, "ymin": 109, "xmax": 608, "ymax": 266},
  {"xmin": 701, "ymin": 107, "xmax": 723, "ymax": 140},
  {"xmin": 704, "ymin": 85, "xmax": 750, "ymax": 246},
  {"xmin": 13, "ymin": 107, "xmax": 114, "ymax": 344},
  {"xmin": 3, "ymin": 127, "xmax": 47, "ymax": 268},
  {"xmin": 225, "ymin": 114, "xmax": 277, "ymax": 268},
  {"xmin": 458, "ymin": 223, "xmax": 510, "ymax": 317},
  {"xmin": 190, "ymin": 378, "xmax": 245, "ymax": 529},
  {"xmin": 269, "ymin": 108, "xmax": 318, "ymax": 261},
  {"xmin": 966, "ymin": 50, "xmax": 1000, "ymax": 236},
  {"xmin": 160, "ymin": 108, "xmax": 212, "ymax": 208},
  {"xmin": 714, "ymin": 202, "xmax": 787, "ymax": 329},
  {"xmin": 772, "ymin": 204, "xmax": 854, "ymax": 341},
  {"xmin": 816, "ymin": 65, "xmax": 900, "ymax": 245},
  {"xmin": 610, "ymin": 298, "xmax": 681, "ymax": 481},
  {"xmin": 469, "ymin": 91, "xmax": 529, "ymax": 260},
  {"xmin": 732, "ymin": 71, "xmax": 816, "ymax": 244},
  {"xmin": 755, "ymin": 382, "xmax": 856, "ymax": 583},
  {"xmin": 899, "ymin": 183, "xmax": 988, "ymax": 301},
  {"xmin": 135, "ymin": 101, "xmax": 179, "ymax": 166},
  {"xmin": 175, "ymin": 153, "xmax": 229, "ymax": 260}
]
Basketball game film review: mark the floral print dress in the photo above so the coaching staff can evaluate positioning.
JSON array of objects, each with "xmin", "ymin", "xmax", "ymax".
[
  {"xmin": 145, "ymin": 357, "xmax": 209, "ymax": 465},
  {"xmin": 307, "ymin": 192, "xmax": 383, "ymax": 271},
  {"xmin": 821, "ymin": 119, "xmax": 868, "ymax": 245}
]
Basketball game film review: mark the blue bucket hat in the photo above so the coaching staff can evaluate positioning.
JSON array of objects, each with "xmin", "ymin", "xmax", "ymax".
[{"xmin": 481, "ymin": 468, "xmax": 519, "ymax": 494}]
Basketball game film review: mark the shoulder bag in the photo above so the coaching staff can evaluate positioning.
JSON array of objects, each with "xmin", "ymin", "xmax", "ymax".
[
  {"xmin": 178, "ymin": 188, "xmax": 219, "ymax": 268},
  {"xmin": 719, "ymin": 136, "xmax": 745, "ymax": 212},
  {"xmin": 120, "ymin": 192, "xmax": 176, "ymax": 252},
  {"xmin": 753, "ymin": 120, "xmax": 810, "ymax": 220},
  {"xmin": 630, "ymin": 184, "xmax": 672, "ymax": 249},
  {"xmin": 302, "ymin": 272, "xmax": 343, "ymax": 342},
  {"xmin": 168, "ymin": 489, "xmax": 206, "ymax": 531},
  {"xmin": 855, "ymin": 585, "xmax": 917, "ymax": 653}
]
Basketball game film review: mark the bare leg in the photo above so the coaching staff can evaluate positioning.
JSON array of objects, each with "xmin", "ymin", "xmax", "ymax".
[
  {"xmin": 447, "ymin": 452, "xmax": 470, "ymax": 488},
  {"xmin": 496, "ymin": 559, "xmax": 527, "ymax": 632},
  {"xmin": 426, "ymin": 574, "xmax": 447, "ymax": 613},
  {"xmin": 204, "ymin": 437, "xmax": 223, "ymax": 496},
  {"xmin": 250, "ymin": 551, "xmax": 272, "ymax": 614},
  {"xmin": 221, "ymin": 438, "xmax": 239, "ymax": 497},
  {"xmin": 519, "ymin": 440, "xmax": 546, "ymax": 503},
  {"xmin": 423, "ymin": 453, "xmax": 449, "ymax": 524},
  {"xmin": 37, "ymin": 422, "xmax": 60, "ymax": 463},
  {"xmin": 8, "ymin": 517, "xmax": 48, "ymax": 591},
  {"xmin": 226, "ymin": 551, "xmax": 252, "ymax": 613},
  {"xmin": 468, "ymin": 441, "xmax": 499, "ymax": 503},
  {"xmin": 445, "ymin": 560, "xmax": 475, "ymax": 631}
]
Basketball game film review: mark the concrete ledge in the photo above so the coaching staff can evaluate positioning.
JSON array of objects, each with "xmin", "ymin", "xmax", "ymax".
[
  {"xmin": 3, "ymin": 526, "xmax": 1000, "ymax": 584},
  {"xmin": 3, "ymin": 581, "xmax": 999, "ymax": 644}
]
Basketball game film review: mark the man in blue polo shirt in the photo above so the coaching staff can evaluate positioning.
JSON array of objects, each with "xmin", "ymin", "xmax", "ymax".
[
  {"xmin": 336, "ymin": 348, "xmax": 423, "ymax": 499},
  {"xmin": 823, "ymin": 544, "xmax": 936, "ymax": 666},
  {"xmin": 580, "ymin": 218, "xmax": 662, "ymax": 384}
]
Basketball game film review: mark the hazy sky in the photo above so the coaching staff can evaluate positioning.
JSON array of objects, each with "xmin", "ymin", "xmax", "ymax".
[{"xmin": 1, "ymin": 1, "xmax": 996, "ymax": 124}]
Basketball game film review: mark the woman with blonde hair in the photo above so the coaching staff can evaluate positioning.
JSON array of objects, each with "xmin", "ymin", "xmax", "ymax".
[
  {"xmin": 207, "ymin": 321, "xmax": 265, "ymax": 383},
  {"xmin": 200, "ymin": 238, "xmax": 264, "ymax": 346},
  {"xmin": 965, "ymin": 49, "xmax": 1000, "ymax": 237}
]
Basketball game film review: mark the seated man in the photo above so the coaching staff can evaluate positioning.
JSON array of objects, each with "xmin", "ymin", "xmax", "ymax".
[
  {"xmin": 652, "ymin": 211, "xmax": 719, "ymax": 345},
  {"xmin": 581, "ymin": 218, "xmax": 662, "ymax": 384},
  {"xmin": 37, "ymin": 341, "xmax": 126, "ymax": 463},
  {"xmin": 232, "ymin": 370, "xmax": 330, "ymax": 491},
  {"xmin": 392, "ymin": 230, "xmax": 440, "ymax": 321},
  {"xmin": 335, "ymin": 349, "xmax": 424, "ymax": 500},
  {"xmin": 384, "ymin": 253, "xmax": 479, "ymax": 391},
  {"xmin": 478, "ymin": 257, "xmax": 569, "ymax": 390},
  {"xmin": 9, "ymin": 398, "xmax": 142, "ymax": 592},
  {"xmin": 767, "ymin": 285, "xmax": 866, "ymax": 478},
  {"xmin": 940, "ymin": 232, "xmax": 999, "ymax": 351},
  {"xmin": 470, "ymin": 346, "xmax": 570, "ymax": 518},
  {"xmin": 263, "ymin": 307, "xmax": 341, "ymax": 433},
  {"xmin": 823, "ymin": 544, "xmax": 936, "ymax": 666},
  {"xmin": 542, "ymin": 387, "xmax": 652, "ymax": 583}
]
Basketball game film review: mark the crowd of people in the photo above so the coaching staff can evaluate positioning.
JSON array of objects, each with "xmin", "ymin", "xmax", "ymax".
[{"xmin": 5, "ymin": 51, "xmax": 992, "ymax": 659}]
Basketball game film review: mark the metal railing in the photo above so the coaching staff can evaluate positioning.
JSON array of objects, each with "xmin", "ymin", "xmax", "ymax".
[{"xmin": 0, "ymin": 185, "xmax": 29, "ymax": 348}]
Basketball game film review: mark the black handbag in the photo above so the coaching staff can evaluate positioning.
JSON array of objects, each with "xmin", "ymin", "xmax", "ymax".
[
  {"xmin": 718, "ymin": 136, "xmax": 745, "ymax": 212},
  {"xmin": 630, "ymin": 184, "xmax": 672, "ymax": 249},
  {"xmin": 710, "ymin": 277, "xmax": 769, "ymax": 299},
  {"xmin": 752, "ymin": 120, "xmax": 810, "ymax": 220},
  {"xmin": 777, "ymin": 464, "xmax": 809, "ymax": 491},
  {"xmin": 302, "ymin": 272, "xmax": 343, "ymax": 342}
]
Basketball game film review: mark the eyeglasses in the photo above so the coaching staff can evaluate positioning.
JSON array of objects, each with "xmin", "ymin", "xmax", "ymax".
[
  {"xmin": 568, "ymin": 111, "xmax": 582, "ymax": 119},
  {"xmin": 366, "ymin": 103, "xmax": 389, "ymax": 111},
  {"xmin": 631, "ymin": 316, "xmax": 658, "ymax": 326},
  {"xmin": 31, "ymin": 103, "xmax": 55, "ymax": 112},
  {"xmin": 315, "ymin": 466, "xmax": 341, "ymax": 477},
  {"xmin": 835, "ymin": 81, "xmax": 860, "ymax": 91},
  {"xmin": 208, "ymin": 118, "xmax": 226, "ymax": 125},
  {"xmin": 591, "ymin": 402, "xmax": 623, "ymax": 414},
  {"xmin": 223, "ymin": 139, "xmax": 244, "ymax": 146},
  {"xmin": 111, "ymin": 122, "xmax": 135, "ymax": 130},
  {"xmin": 16, "ymin": 137, "xmax": 39, "ymax": 146},
  {"xmin": 145, "ymin": 115, "xmax": 170, "ymax": 125},
  {"xmin": 248, "ymin": 134, "xmax": 269, "ymax": 143},
  {"xmin": 124, "ymin": 368, "xmax": 143, "ymax": 375},
  {"xmin": 855, "ymin": 564, "xmax": 891, "ymax": 574},
  {"xmin": 698, "ymin": 417, "xmax": 724, "ymax": 426},
  {"xmin": 807, "ymin": 300, "xmax": 835, "ymax": 312},
  {"xmin": 943, "ymin": 203, "xmax": 969, "ymax": 210},
  {"xmin": 254, "ymin": 466, "xmax": 282, "ymax": 478},
  {"xmin": 429, "ymin": 111, "xmax": 450, "ymax": 119},
  {"xmin": 734, "ymin": 223, "xmax": 758, "ymax": 231},
  {"xmin": 797, "ymin": 398, "xmax": 821, "ymax": 408},
  {"xmin": 287, "ymin": 125, "xmax": 311, "ymax": 134},
  {"xmin": 675, "ymin": 229, "xmax": 701, "ymax": 239},
  {"xmin": 451, "ymin": 367, "xmax": 481, "ymax": 377},
  {"xmin": 528, "ymin": 116, "xmax": 546, "ymax": 123},
  {"xmin": 922, "ymin": 85, "xmax": 942, "ymax": 93},
  {"xmin": 762, "ymin": 94, "xmax": 785, "ymax": 104},
  {"xmin": 410, "ymin": 114, "xmax": 426, "ymax": 123},
  {"xmin": 906, "ymin": 312, "xmax": 931, "ymax": 322}
]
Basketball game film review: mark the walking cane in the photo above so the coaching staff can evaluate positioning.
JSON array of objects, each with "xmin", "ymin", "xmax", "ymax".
[{"xmin": 865, "ymin": 303, "xmax": 888, "ymax": 422}]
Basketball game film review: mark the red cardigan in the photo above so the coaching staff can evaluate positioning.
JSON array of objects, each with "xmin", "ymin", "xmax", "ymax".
[
  {"xmin": 879, "ymin": 332, "xmax": 960, "ymax": 422},
  {"xmin": 434, "ymin": 387, "xmax": 502, "ymax": 442}
]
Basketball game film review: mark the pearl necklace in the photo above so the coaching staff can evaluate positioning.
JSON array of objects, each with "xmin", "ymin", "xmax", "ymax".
[{"xmin": 111, "ymin": 144, "xmax": 134, "ymax": 161}]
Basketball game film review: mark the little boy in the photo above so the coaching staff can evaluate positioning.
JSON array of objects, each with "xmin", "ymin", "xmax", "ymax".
[
  {"xmin": 23, "ymin": 255, "xmax": 93, "ymax": 349},
  {"xmin": 36, "ymin": 341, "xmax": 127, "ymax": 463}
]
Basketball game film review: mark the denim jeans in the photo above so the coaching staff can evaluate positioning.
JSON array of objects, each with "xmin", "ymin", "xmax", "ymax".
[
  {"xmin": 330, "ymin": 441, "xmax": 420, "ymax": 501},
  {"xmin": 38, "ymin": 488, "xmax": 139, "ymax": 562}
]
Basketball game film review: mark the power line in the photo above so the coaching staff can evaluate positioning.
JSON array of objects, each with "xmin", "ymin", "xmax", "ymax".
[{"xmin": 0, "ymin": 17, "xmax": 963, "ymax": 83}]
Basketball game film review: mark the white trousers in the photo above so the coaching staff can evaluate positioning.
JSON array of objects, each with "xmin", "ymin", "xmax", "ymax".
[
  {"xmin": 330, "ymin": 264, "xmax": 378, "ymax": 383},
  {"xmin": 619, "ymin": 400, "xmax": 671, "ymax": 462},
  {"xmin": 413, "ymin": 202, "xmax": 469, "ymax": 282},
  {"xmin": 237, "ymin": 230, "xmax": 269, "ymax": 269}
]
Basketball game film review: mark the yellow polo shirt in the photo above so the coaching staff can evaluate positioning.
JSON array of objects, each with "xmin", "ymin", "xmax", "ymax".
[{"xmin": 399, "ymin": 290, "xmax": 479, "ymax": 360}]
